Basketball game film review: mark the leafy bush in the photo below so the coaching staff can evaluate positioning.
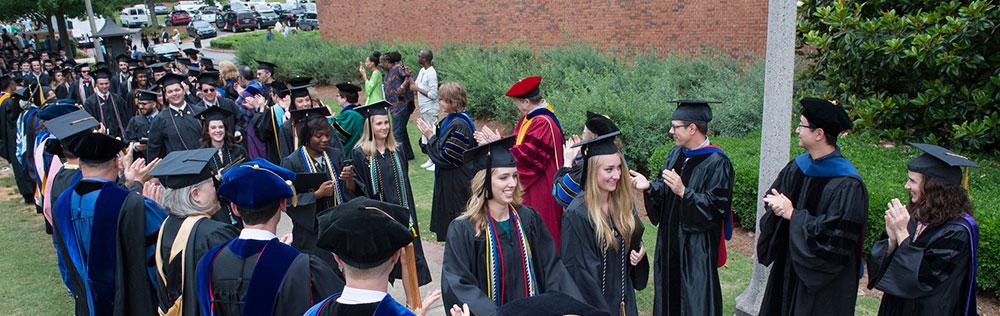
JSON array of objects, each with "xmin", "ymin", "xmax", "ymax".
[
  {"xmin": 210, "ymin": 30, "xmax": 272, "ymax": 49},
  {"xmin": 649, "ymin": 132, "xmax": 1000, "ymax": 295},
  {"xmin": 234, "ymin": 36, "xmax": 765, "ymax": 171},
  {"xmin": 798, "ymin": 0, "xmax": 1000, "ymax": 151}
]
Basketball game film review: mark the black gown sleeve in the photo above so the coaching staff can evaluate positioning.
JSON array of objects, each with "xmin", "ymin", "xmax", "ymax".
[
  {"xmin": 523, "ymin": 206, "xmax": 584, "ymax": 301},
  {"xmin": 146, "ymin": 116, "xmax": 165, "ymax": 160},
  {"xmin": 252, "ymin": 107, "xmax": 277, "ymax": 144},
  {"xmin": 281, "ymin": 152, "xmax": 321, "ymax": 251},
  {"xmin": 441, "ymin": 219, "xmax": 499, "ymax": 316},
  {"xmin": 678, "ymin": 155, "xmax": 734, "ymax": 229},
  {"xmin": 559, "ymin": 202, "xmax": 610, "ymax": 311},
  {"xmin": 643, "ymin": 148, "xmax": 679, "ymax": 225},
  {"xmin": 786, "ymin": 177, "xmax": 868, "ymax": 291},
  {"xmin": 756, "ymin": 161, "xmax": 797, "ymax": 266},
  {"xmin": 113, "ymin": 194, "xmax": 160, "ymax": 315},
  {"xmin": 868, "ymin": 222, "xmax": 970, "ymax": 299},
  {"xmin": 629, "ymin": 211, "xmax": 649, "ymax": 291}
]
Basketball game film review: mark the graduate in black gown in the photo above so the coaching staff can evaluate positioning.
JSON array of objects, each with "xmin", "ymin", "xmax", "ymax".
[
  {"xmin": 276, "ymin": 77, "xmax": 344, "ymax": 158},
  {"xmin": 351, "ymin": 101, "xmax": 432, "ymax": 286},
  {"xmin": 197, "ymin": 106, "xmax": 247, "ymax": 226},
  {"xmin": 305, "ymin": 198, "xmax": 443, "ymax": 316},
  {"xmin": 149, "ymin": 148, "xmax": 239, "ymax": 316},
  {"xmin": 281, "ymin": 111, "xmax": 361, "ymax": 251},
  {"xmin": 196, "ymin": 158, "xmax": 343, "ymax": 316},
  {"xmin": 124, "ymin": 89, "xmax": 161, "ymax": 160},
  {"xmin": 641, "ymin": 101, "xmax": 734, "ymax": 316},
  {"xmin": 441, "ymin": 137, "xmax": 582, "ymax": 316},
  {"xmin": 194, "ymin": 70, "xmax": 246, "ymax": 140},
  {"xmin": 0, "ymin": 85, "xmax": 36, "ymax": 203},
  {"xmin": 50, "ymin": 131, "xmax": 167, "ymax": 315},
  {"xmin": 553, "ymin": 111, "xmax": 619, "ymax": 208},
  {"xmin": 561, "ymin": 132, "xmax": 649, "ymax": 316},
  {"xmin": 757, "ymin": 98, "xmax": 869, "ymax": 316},
  {"xmin": 867, "ymin": 143, "xmax": 980, "ymax": 316},
  {"xmin": 414, "ymin": 82, "xmax": 477, "ymax": 241},
  {"xmin": 147, "ymin": 73, "xmax": 206, "ymax": 159},
  {"xmin": 82, "ymin": 68, "xmax": 132, "ymax": 139},
  {"xmin": 250, "ymin": 80, "xmax": 294, "ymax": 163}
]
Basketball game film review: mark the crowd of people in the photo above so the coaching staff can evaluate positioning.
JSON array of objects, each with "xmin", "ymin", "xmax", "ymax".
[{"xmin": 0, "ymin": 31, "xmax": 983, "ymax": 316}]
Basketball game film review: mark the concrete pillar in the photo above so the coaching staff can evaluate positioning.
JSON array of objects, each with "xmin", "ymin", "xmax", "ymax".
[{"xmin": 733, "ymin": 0, "xmax": 797, "ymax": 315}]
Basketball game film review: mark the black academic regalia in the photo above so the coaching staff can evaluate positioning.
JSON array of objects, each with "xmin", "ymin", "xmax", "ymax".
[
  {"xmin": 207, "ymin": 144, "xmax": 248, "ymax": 226},
  {"xmin": 70, "ymin": 79, "xmax": 96, "ymax": 104},
  {"xmin": 756, "ymin": 158, "xmax": 869, "ymax": 316},
  {"xmin": 0, "ymin": 97, "xmax": 33, "ymax": 202},
  {"xmin": 280, "ymin": 146, "xmax": 361, "ymax": 252},
  {"xmin": 867, "ymin": 219, "xmax": 974, "ymax": 316},
  {"xmin": 251, "ymin": 106, "xmax": 292, "ymax": 164},
  {"xmin": 111, "ymin": 73, "xmax": 131, "ymax": 99},
  {"xmin": 55, "ymin": 83, "xmax": 72, "ymax": 100},
  {"xmin": 156, "ymin": 216, "xmax": 239, "ymax": 316},
  {"xmin": 560, "ymin": 200, "xmax": 648, "ymax": 316},
  {"xmin": 642, "ymin": 146, "xmax": 733, "ymax": 316},
  {"xmin": 419, "ymin": 115, "xmax": 476, "ymax": 241},
  {"xmin": 305, "ymin": 293, "xmax": 412, "ymax": 316},
  {"xmin": 197, "ymin": 98, "xmax": 247, "ymax": 137},
  {"xmin": 125, "ymin": 112, "xmax": 157, "ymax": 143},
  {"xmin": 83, "ymin": 93, "xmax": 133, "ymax": 139},
  {"xmin": 147, "ymin": 104, "xmax": 206, "ymax": 160},
  {"xmin": 48, "ymin": 164, "xmax": 80, "ymax": 208},
  {"xmin": 197, "ymin": 238, "xmax": 344, "ymax": 316},
  {"xmin": 441, "ymin": 205, "xmax": 584, "ymax": 316},
  {"xmin": 279, "ymin": 119, "xmax": 344, "ymax": 161},
  {"xmin": 349, "ymin": 146, "xmax": 432, "ymax": 286},
  {"xmin": 51, "ymin": 180, "xmax": 164, "ymax": 316}
]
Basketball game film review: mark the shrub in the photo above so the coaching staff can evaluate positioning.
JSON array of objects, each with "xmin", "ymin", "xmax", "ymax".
[
  {"xmin": 648, "ymin": 132, "xmax": 1000, "ymax": 295},
  {"xmin": 798, "ymin": 0, "xmax": 1000, "ymax": 151},
  {"xmin": 235, "ymin": 36, "xmax": 765, "ymax": 171},
  {"xmin": 211, "ymin": 30, "xmax": 272, "ymax": 49}
]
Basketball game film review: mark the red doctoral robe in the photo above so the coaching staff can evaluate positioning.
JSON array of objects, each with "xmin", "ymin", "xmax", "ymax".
[{"xmin": 510, "ymin": 104, "xmax": 565, "ymax": 248}]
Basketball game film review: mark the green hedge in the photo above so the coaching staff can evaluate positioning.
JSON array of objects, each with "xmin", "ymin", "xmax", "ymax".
[
  {"xmin": 234, "ymin": 34, "xmax": 765, "ymax": 171},
  {"xmin": 649, "ymin": 133, "xmax": 1000, "ymax": 295},
  {"xmin": 210, "ymin": 30, "xmax": 271, "ymax": 49}
]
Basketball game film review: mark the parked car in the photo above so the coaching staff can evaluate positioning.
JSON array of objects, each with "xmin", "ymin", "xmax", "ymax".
[
  {"xmin": 280, "ymin": 7, "xmax": 305, "ymax": 26},
  {"xmin": 224, "ymin": 1, "xmax": 250, "ymax": 12},
  {"xmin": 297, "ymin": 12, "xmax": 318, "ymax": 31},
  {"xmin": 119, "ymin": 6, "xmax": 150, "ymax": 28},
  {"xmin": 186, "ymin": 20, "xmax": 217, "ymax": 39},
  {"xmin": 301, "ymin": 3, "xmax": 316, "ymax": 12},
  {"xmin": 254, "ymin": 11, "xmax": 279, "ymax": 29},
  {"xmin": 150, "ymin": 42, "xmax": 180, "ymax": 56},
  {"xmin": 154, "ymin": 4, "xmax": 169, "ymax": 15},
  {"xmin": 216, "ymin": 11, "xmax": 257, "ymax": 32},
  {"xmin": 166, "ymin": 10, "xmax": 192, "ymax": 26},
  {"xmin": 173, "ymin": 1, "xmax": 204, "ymax": 13},
  {"xmin": 195, "ymin": 6, "xmax": 219, "ymax": 23}
]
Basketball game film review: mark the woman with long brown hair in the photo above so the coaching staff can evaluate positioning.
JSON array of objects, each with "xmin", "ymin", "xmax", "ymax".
[
  {"xmin": 560, "ymin": 132, "xmax": 649, "ymax": 316},
  {"xmin": 867, "ymin": 143, "xmax": 980, "ymax": 316},
  {"xmin": 196, "ymin": 106, "xmax": 246, "ymax": 226},
  {"xmin": 441, "ymin": 136, "xmax": 581, "ymax": 315}
]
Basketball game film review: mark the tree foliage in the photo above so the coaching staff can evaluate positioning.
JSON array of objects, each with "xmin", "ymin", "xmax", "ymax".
[{"xmin": 798, "ymin": 0, "xmax": 1000, "ymax": 150}]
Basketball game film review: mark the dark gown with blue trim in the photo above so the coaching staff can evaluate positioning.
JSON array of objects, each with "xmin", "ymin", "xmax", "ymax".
[
  {"xmin": 756, "ymin": 152, "xmax": 870, "ymax": 316},
  {"xmin": 560, "ymin": 199, "xmax": 648, "ymax": 316},
  {"xmin": 304, "ymin": 292, "xmax": 414, "ymax": 316},
  {"xmin": 867, "ymin": 218, "xmax": 976, "ymax": 316},
  {"xmin": 643, "ymin": 146, "xmax": 733, "ymax": 316},
  {"xmin": 418, "ymin": 113, "xmax": 476, "ymax": 241},
  {"xmin": 155, "ymin": 215, "xmax": 239, "ymax": 316},
  {"xmin": 441, "ymin": 205, "xmax": 583, "ymax": 316}
]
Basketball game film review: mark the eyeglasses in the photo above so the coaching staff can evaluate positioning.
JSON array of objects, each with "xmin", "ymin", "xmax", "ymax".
[
  {"xmin": 797, "ymin": 124, "xmax": 816, "ymax": 129},
  {"xmin": 201, "ymin": 88, "xmax": 215, "ymax": 93},
  {"xmin": 670, "ymin": 123, "xmax": 691, "ymax": 129}
]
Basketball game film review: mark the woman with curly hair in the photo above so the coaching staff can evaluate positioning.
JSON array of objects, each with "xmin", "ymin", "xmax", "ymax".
[{"xmin": 867, "ymin": 143, "xmax": 980, "ymax": 316}]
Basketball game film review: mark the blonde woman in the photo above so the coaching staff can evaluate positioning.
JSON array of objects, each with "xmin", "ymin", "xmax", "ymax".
[
  {"xmin": 218, "ymin": 60, "xmax": 239, "ymax": 100},
  {"xmin": 560, "ymin": 132, "xmax": 649, "ymax": 316},
  {"xmin": 148, "ymin": 148, "xmax": 238, "ymax": 315},
  {"xmin": 349, "ymin": 100, "xmax": 431, "ymax": 285},
  {"xmin": 441, "ymin": 136, "xmax": 581, "ymax": 315}
]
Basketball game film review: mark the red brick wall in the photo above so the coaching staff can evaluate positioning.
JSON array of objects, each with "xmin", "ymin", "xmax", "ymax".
[{"xmin": 317, "ymin": 0, "xmax": 768, "ymax": 58}]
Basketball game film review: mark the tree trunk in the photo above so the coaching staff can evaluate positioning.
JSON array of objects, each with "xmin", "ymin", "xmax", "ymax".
[
  {"xmin": 43, "ymin": 16, "xmax": 56, "ymax": 52},
  {"xmin": 145, "ymin": 0, "xmax": 158, "ymax": 31},
  {"xmin": 55, "ymin": 12, "xmax": 72, "ymax": 55}
]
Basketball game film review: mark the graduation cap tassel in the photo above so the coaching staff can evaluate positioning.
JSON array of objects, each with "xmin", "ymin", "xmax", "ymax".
[{"xmin": 962, "ymin": 167, "xmax": 969, "ymax": 191}]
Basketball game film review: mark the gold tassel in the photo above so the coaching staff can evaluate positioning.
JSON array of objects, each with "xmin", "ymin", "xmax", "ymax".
[{"xmin": 962, "ymin": 167, "xmax": 970, "ymax": 190}]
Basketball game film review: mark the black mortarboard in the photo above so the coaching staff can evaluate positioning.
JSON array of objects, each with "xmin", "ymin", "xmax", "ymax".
[
  {"xmin": 255, "ymin": 60, "xmax": 276, "ymax": 73},
  {"xmin": 670, "ymin": 100, "xmax": 719, "ymax": 123},
  {"xmin": 199, "ymin": 58, "xmax": 214, "ymax": 70},
  {"xmin": 287, "ymin": 76, "xmax": 313, "ymax": 98},
  {"xmin": 196, "ymin": 106, "xmax": 234, "ymax": 122},
  {"xmin": 585, "ymin": 111, "xmax": 619, "ymax": 135},
  {"xmin": 149, "ymin": 148, "xmax": 218, "ymax": 189},
  {"xmin": 355, "ymin": 100, "xmax": 391, "ymax": 119},
  {"xmin": 800, "ymin": 97, "xmax": 853, "ymax": 136},
  {"xmin": 72, "ymin": 133, "xmax": 126, "ymax": 163},
  {"xmin": 45, "ymin": 110, "xmax": 99, "ymax": 141},
  {"xmin": 463, "ymin": 136, "xmax": 516, "ymax": 199},
  {"xmin": 187, "ymin": 66, "xmax": 201, "ymax": 78},
  {"xmin": 176, "ymin": 57, "xmax": 192, "ymax": 66},
  {"xmin": 183, "ymin": 48, "xmax": 200, "ymax": 57},
  {"xmin": 94, "ymin": 62, "xmax": 108, "ymax": 70},
  {"xmin": 91, "ymin": 68, "xmax": 112, "ymax": 79},
  {"xmin": 907, "ymin": 143, "xmax": 979, "ymax": 186},
  {"xmin": 270, "ymin": 80, "xmax": 289, "ymax": 98},
  {"xmin": 498, "ymin": 292, "xmax": 607, "ymax": 316},
  {"xmin": 197, "ymin": 70, "xmax": 220, "ymax": 86},
  {"xmin": 317, "ymin": 197, "xmax": 414, "ymax": 269},
  {"xmin": 141, "ymin": 54, "xmax": 156, "ymax": 65},
  {"xmin": 335, "ymin": 82, "xmax": 361, "ymax": 94},
  {"xmin": 149, "ymin": 62, "xmax": 166, "ymax": 73},
  {"xmin": 10, "ymin": 88, "xmax": 30, "ymax": 101},
  {"xmin": 290, "ymin": 106, "xmax": 331, "ymax": 122},
  {"xmin": 115, "ymin": 54, "xmax": 130, "ymax": 62},
  {"xmin": 137, "ymin": 89, "xmax": 161, "ymax": 102},
  {"xmin": 573, "ymin": 131, "xmax": 621, "ymax": 184},
  {"xmin": 157, "ymin": 73, "xmax": 186, "ymax": 88},
  {"xmin": 158, "ymin": 55, "xmax": 174, "ymax": 63}
]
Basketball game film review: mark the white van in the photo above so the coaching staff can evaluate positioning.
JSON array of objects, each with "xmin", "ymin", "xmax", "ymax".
[{"xmin": 120, "ymin": 6, "xmax": 150, "ymax": 28}]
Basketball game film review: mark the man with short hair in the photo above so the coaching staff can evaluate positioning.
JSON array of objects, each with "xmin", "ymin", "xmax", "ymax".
[
  {"xmin": 195, "ymin": 71, "xmax": 245, "ymax": 138},
  {"xmin": 112, "ymin": 54, "xmax": 132, "ymax": 98},
  {"xmin": 332, "ymin": 83, "xmax": 365, "ymax": 152},
  {"xmin": 757, "ymin": 98, "xmax": 869, "ymax": 316},
  {"xmin": 146, "ymin": 73, "xmax": 206, "ymax": 159},
  {"xmin": 125, "ymin": 89, "xmax": 161, "ymax": 159},
  {"xmin": 410, "ymin": 49, "xmax": 438, "ymax": 170},
  {"xmin": 84, "ymin": 68, "xmax": 132, "ymax": 139},
  {"xmin": 70, "ymin": 63, "xmax": 95, "ymax": 104},
  {"xmin": 641, "ymin": 100, "xmax": 734, "ymax": 316},
  {"xmin": 26, "ymin": 58, "xmax": 50, "ymax": 105},
  {"xmin": 255, "ymin": 60, "xmax": 277, "ymax": 102}
]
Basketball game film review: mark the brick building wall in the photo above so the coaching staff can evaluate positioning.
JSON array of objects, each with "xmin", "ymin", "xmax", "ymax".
[{"xmin": 317, "ymin": 0, "xmax": 768, "ymax": 58}]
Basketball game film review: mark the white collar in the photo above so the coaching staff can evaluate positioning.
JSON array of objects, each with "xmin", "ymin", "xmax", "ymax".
[
  {"xmin": 528, "ymin": 101, "xmax": 549, "ymax": 114},
  {"xmin": 96, "ymin": 91, "xmax": 109, "ymax": 99},
  {"xmin": 239, "ymin": 228, "xmax": 277, "ymax": 241},
  {"xmin": 693, "ymin": 138, "xmax": 711, "ymax": 150},
  {"xmin": 337, "ymin": 286, "xmax": 387, "ymax": 305},
  {"xmin": 169, "ymin": 102, "xmax": 187, "ymax": 113}
]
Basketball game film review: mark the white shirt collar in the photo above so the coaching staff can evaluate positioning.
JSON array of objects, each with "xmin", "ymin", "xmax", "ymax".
[
  {"xmin": 238, "ymin": 228, "xmax": 277, "ymax": 241},
  {"xmin": 169, "ymin": 102, "xmax": 187, "ymax": 113},
  {"xmin": 693, "ymin": 138, "xmax": 711, "ymax": 150},
  {"xmin": 96, "ymin": 91, "xmax": 109, "ymax": 99},
  {"xmin": 337, "ymin": 286, "xmax": 387, "ymax": 305}
]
